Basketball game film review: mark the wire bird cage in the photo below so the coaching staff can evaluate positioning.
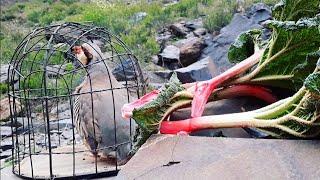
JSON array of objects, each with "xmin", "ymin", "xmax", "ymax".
[{"xmin": 7, "ymin": 22, "xmax": 146, "ymax": 179}]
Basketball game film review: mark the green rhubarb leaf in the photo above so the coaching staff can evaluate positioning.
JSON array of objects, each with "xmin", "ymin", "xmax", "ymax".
[
  {"xmin": 304, "ymin": 72, "xmax": 320, "ymax": 95},
  {"xmin": 273, "ymin": 0, "xmax": 320, "ymax": 21},
  {"xmin": 250, "ymin": 15, "xmax": 320, "ymax": 89},
  {"xmin": 292, "ymin": 51, "xmax": 320, "ymax": 87},
  {"xmin": 132, "ymin": 73, "xmax": 185, "ymax": 132},
  {"xmin": 228, "ymin": 29, "xmax": 262, "ymax": 63}
]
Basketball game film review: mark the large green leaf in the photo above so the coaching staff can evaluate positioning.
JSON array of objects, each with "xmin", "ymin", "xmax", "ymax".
[
  {"xmin": 250, "ymin": 15, "xmax": 320, "ymax": 89},
  {"xmin": 273, "ymin": 0, "xmax": 320, "ymax": 21},
  {"xmin": 228, "ymin": 29, "xmax": 262, "ymax": 63},
  {"xmin": 304, "ymin": 72, "xmax": 320, "ymax": 95}
]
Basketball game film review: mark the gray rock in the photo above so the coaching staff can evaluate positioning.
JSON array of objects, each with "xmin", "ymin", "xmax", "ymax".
[
  {"xmin": 0, "ymin": 64, "xmax": 10, "ymax": 83},
  {"xmin": 117, "ymin": 135, "xmax": 320, "ymax": 180},
  {"xmin": 146, "ymin": 72, "xmax": 167, "ymax": 84},
  {"xmin": 220, "ymin": 13, "xmax": 262, "ymax": 39},
  {"xmin": 0, "ymin": 117, "xmax": 23, "ymax": 128},
  {"xmin": 0, "ymin": 150, "xmax": 11, "ymax": 159},
  {"xmin": 201, "ymin": 8, "xmax": 270, "ymax": 75},
  {"xmin": 156, "ymin": 28, "xmax": 172, "ymax": 48},
  {"xmin": 246, "ymin": 3, "xmax": 272, "ymax": 24},
  {"xmin": 169, "ymin": 22, "xmax": 189, "ymax": 37},
  {"xmin": 185, "ymin": 33, "xmax": 195, "ymax": 39},
  {"xmin": 131, "ymin": 12, "xmax": 147, "ymax": 23},
  {"xmin": 112, "ymin": 59, "xmax": 138, "ymax": 81},
  {"xmin": 0, "ymin": 139, "xmax": 13, "ymax": 152},
  {"xmin": 158, "ymin": 45, "xmax": 181, "ymax": 70},
  {"xmin": 174, "ymin": 56, "xmax": 212, "ymax": 83},
  {"xmin": 153, "ymin": 70, "xmax": 173, "ymax": 80},
  {"xmin": 185, "ymin": 18, "xmax": 203, "ymax": 30},
  {"xmin": 46, "ymin": 64, "xmax": 67, "ymax": 78},
  {"xmin": 151, "ymin": 55, "xmax": 159, "ymax": 65},
  {"xmin": 0, "ymin": 126, "xmax": 12, "ymax": 137},
  {"xmin": 163, "ymin": 0, "xmax": 179, "ymax": 7},
  {"xmin": 179, "ymin": 37, "xmax": 206, "ymax": 67},
  {"xmin": 148, "ymin": 83, "xmax": 163, "ymax": 89},
  {"xmin": 193, "ymin": 28, "xmax": 207, "ymax": 37},
  {"xmin": 159, "ymin": 45, "xmax": 180, "ymax": 60},
  {"xmin": 50, "ymin": 102, "xmax": 70, "ymax": 115},
  {"xmin": 50, "ymin": 118, "xmax": 73, "ymax": 129}
]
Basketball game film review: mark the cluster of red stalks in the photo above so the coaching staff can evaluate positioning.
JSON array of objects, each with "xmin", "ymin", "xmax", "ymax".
[{"xmin": 122, "ymin": 50, "xmax": 278, "ymax": 134}]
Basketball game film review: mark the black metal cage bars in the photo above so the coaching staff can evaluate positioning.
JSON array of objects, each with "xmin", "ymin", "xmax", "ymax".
[{"xmin": 7, "ymin": 22, "xmax": 146, "ymax": 179}]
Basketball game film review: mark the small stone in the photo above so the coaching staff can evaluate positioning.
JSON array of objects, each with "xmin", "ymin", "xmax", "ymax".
[
  {"xmin": 0, "ymin": 117, "xmax": 23, "ymax": 127},
  {"xmin": 0, "ymin": 64, "xmax": 17, "ymax": 84},
  {"xmin": 148, "ymin": 83, "xmax": 163, "ymax": 89},
  {"xmin": 169, "ymin": 22, "xmax": 189, "ymax": 37},
  {"xmin": 146, "ymin": 72, "xmax": 167, "ymax": 84},
  {"xmin": 151, "ymin": 55, "xmax": 159, "ymax": 65},
  {"xmin": 185, "ymin": 18, "xmax": 203, "ymax": 30},
  {"xmin": 152, "ymin": 70, "xmax": 173, "ymax": 80},
  {"xmin": 0, "ymin": 126, "xmax": 12, "ymax": 137},
  {"xmin": 193, "ymin": 28, "xmax": 207, "ymax": 37},
  {"xmin": 130, "ymin": 12, "xmax": 147, "ymax": 23},
  {"xmin": 46, "ymin": 64, "xmax": 67, "ymax": 78},
  {"xmin": 50, "ymin": 103, "xmax": 70, "ymax": 114},
  {"xmin": 0, "ymin": 150, "xmax": 11, "ymax": 159},
  {"xmin": 0, "ymin": 139, "xmax": 13, "ymax": 151},
  {"xmin": 50, "ymin": 130, "xmax": 62, "ymax": 135}
]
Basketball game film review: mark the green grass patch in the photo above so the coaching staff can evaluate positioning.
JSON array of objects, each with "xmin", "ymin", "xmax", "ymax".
[{"xmin": 0, "ymin": 0, "xmax": 278, "ymax": 96}]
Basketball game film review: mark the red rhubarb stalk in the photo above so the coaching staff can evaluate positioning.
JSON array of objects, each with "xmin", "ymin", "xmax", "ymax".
[
  {"xmin": 160, "ymin": 112, "xmax": 266, "ymax": 134},
  {"xmin": 191, "ymin": 50, "xmax": 264, "ymax": 118},
  {"xmin": 123, "ymin": 84, "xmax": 276, "ymax": 120},
  {"xmin": 159, "ymin": 84, "xmax": 277, "ymax": 134},
  {"xmin": 122, "ymin": 90, "xmax": 160, "ymax": 119},
  {"xmin": 215, "ymin": 85, "xmax": 277, "ymax": 104}
]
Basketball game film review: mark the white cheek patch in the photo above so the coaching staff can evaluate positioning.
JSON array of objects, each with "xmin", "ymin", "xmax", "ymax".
[{"xmin": 78, "ymin": 53, "xmax": 88, "ymax": 65}]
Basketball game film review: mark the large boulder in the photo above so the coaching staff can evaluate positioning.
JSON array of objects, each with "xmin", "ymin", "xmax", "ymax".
[
  {"xmin": 169, "ymin": 21, "xmax": 190, "ymax": 37},
  {"xmin": 201, "ymin": 3, "xmax": 272, "ymax": 76},
  {"xmin": 112, "ymin": 59, "xmax": 138, "ymax": 81},
  {"xmin": 176, "ymin": 37, "xmax": 206, "ymax": 67},
  {"xmin": 174, "ymin": 56, "xmax": 213, "ymax": 83},
  {"xmin": 158, "ymin": 45, "xmax": 181, "ymax": 70}
]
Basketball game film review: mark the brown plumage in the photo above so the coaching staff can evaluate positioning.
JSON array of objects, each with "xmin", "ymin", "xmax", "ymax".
[{"xmin": 72, "ymin": 42, "xmax": 135, "ymax": 163}]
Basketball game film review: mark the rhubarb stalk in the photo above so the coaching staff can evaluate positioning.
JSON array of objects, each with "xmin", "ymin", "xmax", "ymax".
[
  {"xmin": 191, "ymin": 50, "xmax": 264, "ymax": 117},
  {"xmin": 122, "ymin": 90, "xmax": 160, "ymax": 119}
]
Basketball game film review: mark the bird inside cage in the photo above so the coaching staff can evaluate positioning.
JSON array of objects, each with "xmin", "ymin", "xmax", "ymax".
[{"xmin": 71, "ymin": 42, "xmax": 136, "ymax": 165}]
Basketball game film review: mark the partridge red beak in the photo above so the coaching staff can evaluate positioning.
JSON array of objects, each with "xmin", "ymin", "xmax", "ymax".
[{"xmin": 72, "ymin": 46, "xmax": 82, "ymax": 55}]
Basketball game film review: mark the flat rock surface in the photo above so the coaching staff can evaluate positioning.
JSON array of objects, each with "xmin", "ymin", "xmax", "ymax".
[
  {"xmin": 117, "ymin": 135, "xmax": 320, "ymax": 180},
  {"xmin": 1, "ymin": 167, "xmax": 20, "ymax": 180}
]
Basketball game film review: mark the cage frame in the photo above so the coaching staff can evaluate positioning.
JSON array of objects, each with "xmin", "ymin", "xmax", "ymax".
[{"xmin": 7, "ymin": 22, "xmax": 146, "ymax": 179}]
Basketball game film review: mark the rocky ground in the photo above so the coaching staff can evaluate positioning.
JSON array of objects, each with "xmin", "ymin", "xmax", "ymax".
[
  {"xmin": 0, "ymin": 2, "xmax": 273, "ymax": 170},
  {"xmin": 146, "ymin": 3, "xmax": 271, "ymax": 87}
]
